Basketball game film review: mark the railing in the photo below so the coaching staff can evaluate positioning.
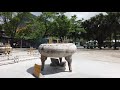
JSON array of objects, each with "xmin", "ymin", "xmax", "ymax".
[{"xmin": 0, "ymin": 50, "xmax": 40, "ymax": 66}]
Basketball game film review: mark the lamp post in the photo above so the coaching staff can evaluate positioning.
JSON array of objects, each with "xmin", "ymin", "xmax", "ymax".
[{"xmin": 78, "ymin": 32, "xmax": 81, "ymax": 47}]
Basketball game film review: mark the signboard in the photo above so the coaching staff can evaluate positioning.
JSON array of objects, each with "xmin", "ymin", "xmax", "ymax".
[{"xmin": 33, "ymin": 64, "xmax": 41, "ymax": 78}]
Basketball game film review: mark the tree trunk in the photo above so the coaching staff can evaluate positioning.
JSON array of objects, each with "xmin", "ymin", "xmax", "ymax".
[
  {"xmin": 10, "ymin": 33, "xmax": 16, "ymax": 47},
  {"xmin": 75, "ymin": 37, "xmax": 76, "ymax": 45},
  {"xmin": 98, "ymin": 39, "xmax": 103, "ymax": 49},
  {"xmin": 10, "ymin": 38, "xmax": 14, "ymax": 47},
  {"xmin": 43, "ymin": 19, "xmax": 48, "ymax": 38},
  {"xmin": 20, "ymin": 39, "xmax": 22, "ymax": 48},
  {"xmin": 114, "ymin": 30, "xmax": 117, "ymax": 50},
  {"xmin": 109, "ymin": 34, "xmax": 112, "ymax": 48},
  {"xmin": 74, "ymin": 32, "xmax": 77, "ymax": 45},
  {"xmin": 98, "ymin": 43, "xmax": 102, "ymax": 49}
]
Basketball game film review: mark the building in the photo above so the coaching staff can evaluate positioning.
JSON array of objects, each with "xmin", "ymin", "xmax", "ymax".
[{"xmin": 0, "ymin": 30, "xmax": 10, "ymax": 45}]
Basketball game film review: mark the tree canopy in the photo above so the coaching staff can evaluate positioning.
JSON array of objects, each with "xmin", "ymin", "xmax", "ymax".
[
  {"xmin": 82, "ymin": 12, "xmax": 120, "ymax": 49},
  {"xmin": 0, "ymin": 12, "xmax": 120, "ymax": 49}
]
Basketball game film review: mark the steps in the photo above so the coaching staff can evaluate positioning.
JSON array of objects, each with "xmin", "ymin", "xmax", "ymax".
[{"xmin": 0, "ymin": 54, "xmax": 40, "ymax": 66}]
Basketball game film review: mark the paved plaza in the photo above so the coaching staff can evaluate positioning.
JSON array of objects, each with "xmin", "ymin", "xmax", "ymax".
[{"xmin": 0, "ymin": 48, "xmax": 120, "ymax": 78}]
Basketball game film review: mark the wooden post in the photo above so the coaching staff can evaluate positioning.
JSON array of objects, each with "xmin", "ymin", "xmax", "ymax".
[
  {"xmin": 57, "ymin": 39, "xmax": 59, "ymax": 43},
  {"xmin": 4, "ymin": 43, "xmax": 10, "ymax": 59},
  {"xmin": 49, "ymin": 37, "xmax": 52, "ymax": 43},
  {"xmin": 29, "ymin": 47, "xmax": 34, "ymax": 55}
]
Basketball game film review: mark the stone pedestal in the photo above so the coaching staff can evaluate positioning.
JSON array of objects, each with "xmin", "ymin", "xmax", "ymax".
[{"xmin": 38, "ymin": 43, "xmax": 77, "ymax": 72}]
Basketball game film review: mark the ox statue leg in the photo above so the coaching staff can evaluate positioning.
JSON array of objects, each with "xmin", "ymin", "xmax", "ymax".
[
  {"xmin": 65, "ymin": 55, "xmax": 72, "ymax": 72},
  {"xmin": 41, "ymin": 55, "xmax": 47, "ymax": 71}
]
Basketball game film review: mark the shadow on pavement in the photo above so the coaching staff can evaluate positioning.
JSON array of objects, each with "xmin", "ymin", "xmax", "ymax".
[
  {"xmin": 27, "ymin": 64, "xmax": 68, "ymax": 76},
  {"xmin": 27, "ymin": 66, "xmax": 34, "ymax": 76}
]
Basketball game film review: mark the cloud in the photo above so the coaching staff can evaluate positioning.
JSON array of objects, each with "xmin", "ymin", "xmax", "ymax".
[
  {"xmin": 31, "ymin": 12, "xmax": 107, "ymax": 20},
  {"xmin": 31, "ymin": 12, "xmax": 41, "ymax": 16},
  {"xmin": 65, "ymin": 12, "xmax": 107, "ymax": 20}
]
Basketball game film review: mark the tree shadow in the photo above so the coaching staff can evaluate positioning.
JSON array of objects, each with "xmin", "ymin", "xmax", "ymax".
[{"xmin": 27, "ymin": 64, "xmax": 68, "ymax": 76}]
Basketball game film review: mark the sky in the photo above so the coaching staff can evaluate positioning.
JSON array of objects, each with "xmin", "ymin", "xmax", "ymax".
[{"xmin": 31, "ymin": 12, "xmax": 107, "ymax": 20}]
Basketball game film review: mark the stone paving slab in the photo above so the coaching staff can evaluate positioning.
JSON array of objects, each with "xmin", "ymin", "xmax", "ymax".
[{"xmin": 0, "ymin": 48, "xmax": 120, "ymax": 78}]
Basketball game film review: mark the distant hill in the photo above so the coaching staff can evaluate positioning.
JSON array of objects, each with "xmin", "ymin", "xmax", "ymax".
[{"xmin": 17, "ymin": 13, "xmax": 38, "ymax": 29}]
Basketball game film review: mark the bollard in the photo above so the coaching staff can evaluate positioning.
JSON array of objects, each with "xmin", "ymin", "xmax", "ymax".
[{"xmin": 33, "ymin": 64, "xmax": 41, "ymax": 78}]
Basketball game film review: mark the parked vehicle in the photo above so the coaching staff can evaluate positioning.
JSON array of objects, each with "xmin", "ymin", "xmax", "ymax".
[{"xmin": 83, "ymin": 40, "xmax": 98, "ymax": 49}]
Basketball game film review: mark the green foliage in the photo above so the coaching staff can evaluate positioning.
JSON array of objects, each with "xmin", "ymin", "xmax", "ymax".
[
  {"xmin": 82, "ymin": 12, "xmax": 120, "ymax": 49},
  {"xmin": 0, "ymin": 12, "xmax": 85, "ymax": 47},
  {"xmin": 51, "ymin": 14, "xmax": 71, "ymax": 37},
  {"xmin": 16, "ymin": 19, "xmax": 45, "ymax": 40}
]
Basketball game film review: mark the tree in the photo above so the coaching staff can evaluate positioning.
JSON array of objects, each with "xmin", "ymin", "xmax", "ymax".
[
  {"xmin": 17, "ymin": 19, "xmax": 45, "ymax": 46},
  {"xmin": 69, "ymin": 15, "xmax": 85, "ymax": 43},
  {"xmin": 0, "ymin": 12, "xmax": 18, "ymax": 46},
  {"xmin": 82, "ymin": 12, "xmax": 120, "ymax": 49},
  {"xmin": 82, "ymin": 13, "xmax": 109, "ymax": 49},
  {"xmin": 37, "ymin": 12, "xmax": 56, "ymax": 38},
  {"xmin": 0, "ymin": 12, "xmax": 36, "ymax": 46},
  {"xmin": 51, "ymin": 13, "xmax": 71, "ymax": 40},
  {"xmin": 38, "ymin": 12, "xmax": 74, "ymax": 42},
  {"xmin": 106, "ymin": 12, "xmax": 120, "ymax": 49}
]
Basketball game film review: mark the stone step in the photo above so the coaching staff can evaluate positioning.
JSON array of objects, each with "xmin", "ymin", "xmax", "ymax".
[{"xmin": 0, "ymin": 56, "xmax": 39, "ymax": 66}]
